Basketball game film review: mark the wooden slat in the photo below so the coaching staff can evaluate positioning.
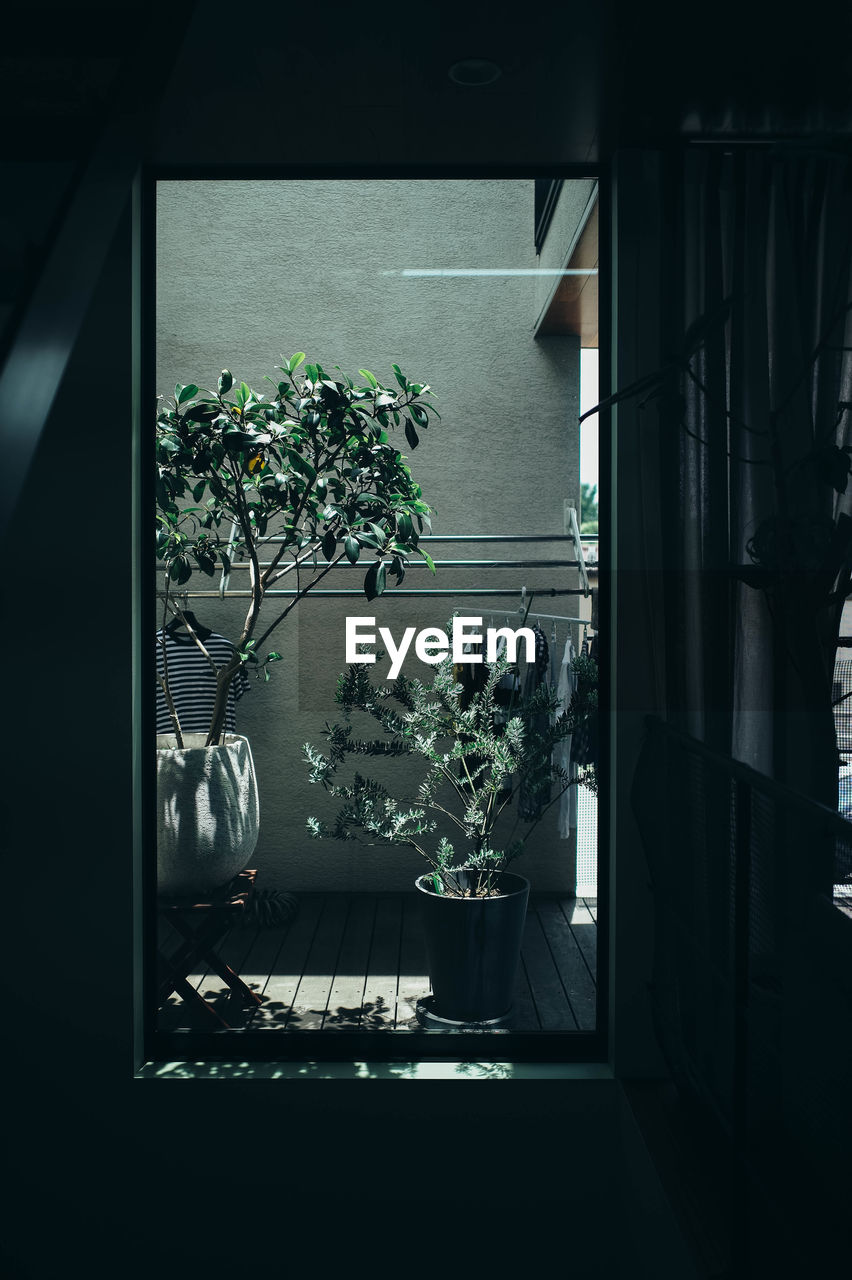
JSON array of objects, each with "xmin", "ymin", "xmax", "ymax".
[
  {"xmin": 508, "ymin": 951, "xmax": 541, "ymax": 1031},
  {"xmin": 286, "ymin": 894, "xmax": 350, "ymax": 1031},
  {"xmin": 155, "ymin": 891, "xmax": 598, "ymax": 1037},
  {"xmin": 251, "ymin": 894, "xmax": 326, "ymax": 1031},
  {"xmin": 360, "ymin": 895, "xmax": 403, "ymax": 1031},
  {"xmin": 521, "ymin": 908, "xmax": 579, "ymax": 1030},
  {"xmin": 395, "ymin": 893, "xmax": 431, "ymax": 1029},
  {"xmin": 235, "ymin": 922, "xmax": 294, "ymax": 1029},
  {"xmin": 536, "ymin": 897, "xmax": 596, "ymax": 1030},
  {"xmin": 322, "ymin": 895, "xmax": 376, "ymax": 1031},
  {"xmin": 563, "ymin": 896, "xmax": 598, "ymax": 981}
]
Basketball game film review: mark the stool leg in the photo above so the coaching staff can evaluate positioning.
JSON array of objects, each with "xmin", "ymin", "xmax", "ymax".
[{"xmin": 205, "ymin": 952, "xmax": 263, "ymax": 1006}]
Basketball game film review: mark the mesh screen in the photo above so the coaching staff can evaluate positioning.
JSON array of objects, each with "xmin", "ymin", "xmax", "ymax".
[{"xmin": 575, "ymin": 782, "xmax": 597, "ymax": 895}]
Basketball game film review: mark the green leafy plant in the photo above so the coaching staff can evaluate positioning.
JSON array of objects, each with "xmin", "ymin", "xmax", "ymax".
[
  {"xmin": 303, "ymin": 630, "xmax": 597, "ymax": 897},
  {"xmin": 580, "ymin": 481, "xmax": 598, "ymax": 535},
  {"xmin": 156, "ymin": 354, "xmax": 439, "ymax": 747}
]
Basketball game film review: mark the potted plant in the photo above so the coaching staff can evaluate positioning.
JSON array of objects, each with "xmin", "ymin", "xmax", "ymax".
[
  {"xmin": 303, "ymin": 632, "xmax": 598, "ymax": 1024},
  {"xmin": 155, "ymin": 353, "xmax": 439, "ymax": 895}
]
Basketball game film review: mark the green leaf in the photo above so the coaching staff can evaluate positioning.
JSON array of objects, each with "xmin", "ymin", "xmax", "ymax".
[
  {"xmin": 344, "ymin": 535, "xmax": 360, "ymax": 564},
  {"xmin": 192, "ymin": 480, "xmax": 206, "ymax": 502},
  {"xmin": 358, "ymin": 368, "xmax": 378, "ymax": 389},
  {"xmin": 364, "ymin": 560, "xmax": 386, "ymax": 601},
  {"xmin": 170, "ymin": 555, "xmax": 192, "ymax": 585},
  {"xmin": 404, "ymin": 418, "xmax": 419, "ymax": 450},
  {"xmin": 195, "ymin": 554, "xmax": 216, "ymax": 577},
  {"xmin": 289, "ymin": 452, "xmax": 317, "ymax": 481},
  {"xmin": 289, "ymin": 352, "xmax": 306, "ymax": 373},
  {"xmin": 322, "ymin": 529, "xmax": 337, "ymax": 561},
  {"xmin": 218, "ymin": 369, "xmax": 233, "ymax": 394},
  {"xmin": 178, "ymin": 384, "xmax": 199, "ymax": 405},
  {"xmin": 304, "ymin": 363, "xmax": 319, "ymax": 383},
  {"xmin": 391, "ymin": 363, "xmax": 408, "ymax": 391},
  {"xmin": 267, "ymin": 652, "xmax": 282, "ymax": 662},
  {"xmin": 410, "ymin": 403, "xmax": 428, "ymax": 428},
  {"xmin": 182, "ymin": 403, "xmax": 220, "ymax": 425},
  {"xmin": 418, "ymin": 548, "xmax": 436, "ymax": 574}
]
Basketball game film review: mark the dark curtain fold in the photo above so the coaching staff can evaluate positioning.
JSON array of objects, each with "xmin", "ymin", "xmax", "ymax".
[
  {"xmin": 628, "ymin": 150, "xmax": 852, "ymax": 1256},
  {"xmin": 664, "ymin": 148, "xmax": 852, "ymax": 806}
]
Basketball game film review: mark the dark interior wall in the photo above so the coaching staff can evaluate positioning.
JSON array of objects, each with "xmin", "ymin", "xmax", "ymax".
[
  {"xmin": 0, "ymin": 177, "xmax": 681, "ymax": 1280},
  {"xmin": 6, "ymin": 5, "xmax": 851, "ymax": 1273}
]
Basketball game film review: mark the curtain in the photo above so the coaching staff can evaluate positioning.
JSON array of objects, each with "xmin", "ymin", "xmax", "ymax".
[{"xmin": 665, "ymin": 148, "xmax": 852, "ymax": 806}]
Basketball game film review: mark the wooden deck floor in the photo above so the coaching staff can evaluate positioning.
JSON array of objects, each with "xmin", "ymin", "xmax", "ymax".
[{"xmin": 157, "ymin": 891, "xmax": 597, "ymax": 1033}]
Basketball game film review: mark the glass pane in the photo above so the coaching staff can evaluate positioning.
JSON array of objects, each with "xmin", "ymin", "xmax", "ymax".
[{"xmin": 153, "ymin": 177, "xmax": 600, "ymax": 1045}]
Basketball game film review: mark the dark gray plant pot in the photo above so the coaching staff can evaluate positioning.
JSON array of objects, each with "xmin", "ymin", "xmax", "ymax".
[{"xmin": 415, "ymin": 870, "xmax": 530, "ymax": 1024}]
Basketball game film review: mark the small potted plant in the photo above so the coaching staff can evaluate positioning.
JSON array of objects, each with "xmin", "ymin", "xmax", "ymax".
[
  {"xmin": 303, "ymin": 632, "xmax": 598, "ymax": 1024},
  {"xmin": 155, "ymin": 354, "xmax": 439, "ymax": 895}
]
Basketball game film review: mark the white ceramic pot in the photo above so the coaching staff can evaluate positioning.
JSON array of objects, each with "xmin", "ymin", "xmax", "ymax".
[{"xmin": 156, "ymin": 732, "xmax": 260, "ymax": 897}]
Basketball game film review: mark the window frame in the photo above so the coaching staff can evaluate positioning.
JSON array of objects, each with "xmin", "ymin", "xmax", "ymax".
[{"xmin": 134, "ymin": 162, "xmax": 611, "ymax": 1068}]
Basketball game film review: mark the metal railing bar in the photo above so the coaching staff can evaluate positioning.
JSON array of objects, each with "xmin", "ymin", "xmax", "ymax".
[
  {"xmin": 256, "ymin": 533, "xmax": 583, "ymax": 544},
  {"xmin": 212, "ymin": 558, "xmax": 581, "ymax": 570},
  {"xmin": 157, "ymin": 587, "xmax": 589, "ymax": 600}
]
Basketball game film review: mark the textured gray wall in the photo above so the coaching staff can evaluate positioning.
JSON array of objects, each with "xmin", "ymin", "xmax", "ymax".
[{"xmin": 156, "ymin": 178, "xmax": 585, "ymax": 891}]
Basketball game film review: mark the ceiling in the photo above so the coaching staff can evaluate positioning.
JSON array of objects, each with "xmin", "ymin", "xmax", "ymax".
[{"xmin": 3, "ymin": 2, "xmax": 850, "ymax": 168}]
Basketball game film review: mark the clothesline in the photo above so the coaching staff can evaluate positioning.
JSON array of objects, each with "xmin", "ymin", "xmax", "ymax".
[
  {"xmin": 216, "ymin": 512, "xmax": 591, "ymax": 599},
  {"xmin": 158, "ymin": 586, "xmax": 589, "ymax": 599},
  {"xmin": 482, "ymin": 609, "xmax": 592, "ymax": 630}
]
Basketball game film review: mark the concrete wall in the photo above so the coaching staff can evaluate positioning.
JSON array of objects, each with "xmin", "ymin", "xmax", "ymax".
[{"xmin": 156, "ymin": 178, "xmax": 585, "ymax": 892}]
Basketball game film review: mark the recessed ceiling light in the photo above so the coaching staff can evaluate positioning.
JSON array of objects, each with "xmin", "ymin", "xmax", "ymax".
[{"xmin": 448, "ymin": 58, "xmax": 502, "ymax": 86}]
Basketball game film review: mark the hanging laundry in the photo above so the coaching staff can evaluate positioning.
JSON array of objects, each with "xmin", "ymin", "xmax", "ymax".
[
  {"xmin": 570, "ymin": 634, "xmax": 598, "ymax": 768},
  {"xmin": 554, "ymin": 632, "xmax": 579, "ymax": 835},
  {"xmin": 518, "ymin": 624, "xmax": 551, "ymax": 820},
  {"xmin": 156, "ymin": 626, "xmax": 250, "ymax": 736}
]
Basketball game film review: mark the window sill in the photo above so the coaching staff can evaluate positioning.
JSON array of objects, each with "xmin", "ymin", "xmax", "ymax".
[{"xmin": 136, "ymin": 1059, "xmax": 615, "ymax": 1081}]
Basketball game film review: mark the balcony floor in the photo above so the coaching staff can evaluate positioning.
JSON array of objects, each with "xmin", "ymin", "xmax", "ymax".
[{"xmin": 157, "ymin": 891, "xmax": 597, "ymax": 1034}]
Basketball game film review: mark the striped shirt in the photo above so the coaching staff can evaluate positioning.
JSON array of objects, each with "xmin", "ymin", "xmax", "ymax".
[{"xmin": 155, "ymin": 628, "xmax": 250, "ymax": 735}]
